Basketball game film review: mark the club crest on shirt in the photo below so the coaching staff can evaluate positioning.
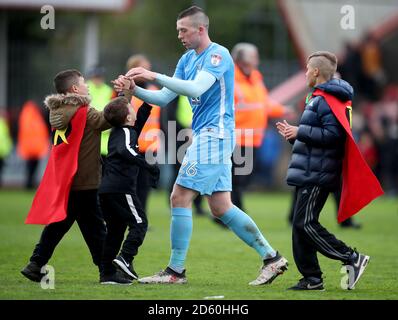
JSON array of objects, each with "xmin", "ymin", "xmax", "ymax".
[{"xmin": 210, "ymin": 54, "xmax": 222, "ymax": 66}]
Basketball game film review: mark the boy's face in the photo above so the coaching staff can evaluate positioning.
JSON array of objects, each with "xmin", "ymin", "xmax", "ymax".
[
  {"xmin": 71, "ymin": 76, "xmax": 89, "ymax": 95},
  {"xmin": 305, "ymin": 61, "xmax": 318, "ymax": 88},
  {"xmin": 125, "ymin": 103, "xmax": 136, "ymax": 126}
]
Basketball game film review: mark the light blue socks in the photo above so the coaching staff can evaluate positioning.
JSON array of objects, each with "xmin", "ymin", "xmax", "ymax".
[
  {"xmin": 168, "ymin": 207, "xmax": 193, "ymax": 273},
  {"xmin": 219, "ymin": 206, "xmax": 276, "ymax": 260}
]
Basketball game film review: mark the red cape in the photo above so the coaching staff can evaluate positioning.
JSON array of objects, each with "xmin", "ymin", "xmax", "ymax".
[
  {"xmin": 312, "ymin": 90, "xmax": 383, "ymax": 222},
  {"xmin": 25, "ymin": 106, "xmax": 88, "ymax": 225}
]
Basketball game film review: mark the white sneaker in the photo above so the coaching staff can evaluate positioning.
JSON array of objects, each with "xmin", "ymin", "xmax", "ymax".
[
  {"xmin": 138, "ymin": 267, "xmax": 187, "ymax": 284},
  {"xmin": 249, "ymin": 252, "xmax": 288, "ymax": 286}
]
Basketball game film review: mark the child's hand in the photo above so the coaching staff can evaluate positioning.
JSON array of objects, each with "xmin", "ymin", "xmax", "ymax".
[
  {"xmin": 276, "ymin": 120, "xmax": 298, "ymax": 140},
  {"xmin": 111, "ymin": 75, "xmax": 134, "ymax": 92},
  {"xmin": 276, "ymin": 121, "xmax": 288, "ymax": 138}
]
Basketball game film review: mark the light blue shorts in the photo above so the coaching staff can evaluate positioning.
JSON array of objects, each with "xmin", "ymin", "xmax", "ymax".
[{"xmin": 176, "ymin": 132, "xmax": 235, "ymax": 196}]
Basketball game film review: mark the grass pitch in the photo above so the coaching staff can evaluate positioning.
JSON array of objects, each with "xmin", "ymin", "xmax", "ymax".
[{"xmin": 0, "ymin": 189, "xmax": 397, "ymax": 300}]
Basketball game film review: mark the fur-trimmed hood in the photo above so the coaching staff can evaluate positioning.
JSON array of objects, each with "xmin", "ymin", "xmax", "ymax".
[
  {"xmin": 44, "ymin": 93, "xmax": 91, "ymax": 110},
  {"xmin": 45, "ymin": 93, "xmax": 91, "ymax": 130}
]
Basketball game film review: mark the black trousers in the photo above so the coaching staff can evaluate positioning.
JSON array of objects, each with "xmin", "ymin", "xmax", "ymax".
[
  {"xmin": 288, "ymin": 187, "xmax": 355, "ymax": 226},
  {"xmin": 136, "ymin": 167, "xmax": 151, "ymax": 214},
  {"xmin": 26, "ymin": 158, "xmax": 39, "ymax": 189},
  {"xmin": 99, "ymin": 193, "xmax": 148, "ymax": 275},
  {"xmin": 292, "ymin": 186, "xmax": 352, "ymax": 279},
  {"xmin": 30, "ymin": 190, "xmax": 106, "ymax": 271},
  {"xmin": 231, "ymin": 146, "xmax": 256, "ymax": 211}
]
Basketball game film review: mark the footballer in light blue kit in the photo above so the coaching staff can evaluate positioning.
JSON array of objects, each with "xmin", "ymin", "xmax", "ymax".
[
  {"xmin": 174, "ymin": 42, "xmax": 236, "ymax": 195},
  {"xmin": 117, "ymin": 5, "xmax": 288, "ymax": 286}
]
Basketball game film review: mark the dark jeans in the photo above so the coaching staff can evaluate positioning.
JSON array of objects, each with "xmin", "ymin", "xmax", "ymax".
[
  {"xmin": 292, "ymin": 186, "xmax": 352, "ymax": 279},
  {"xmin": 99, "ymin": 193, "xmax": 148, "ymax": 275},
  {"xmin": 30, "ymin": 190, "xmax": 106, "ymax": 272}
]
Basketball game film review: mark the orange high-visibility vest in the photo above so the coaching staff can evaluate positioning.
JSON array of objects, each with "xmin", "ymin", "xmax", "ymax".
[
  {"xmin": 17, "ymin": 100, "xmax": 49, "ymax": 159},
  {"xmin": 234, "ymin": 66, "xmax": 284, "ymax": 147},
  {"xmin": 131, "ymin": 84, "xmax": 161, "ymax": 152}
]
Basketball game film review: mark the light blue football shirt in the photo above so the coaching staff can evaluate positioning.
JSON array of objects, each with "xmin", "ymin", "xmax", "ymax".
[{"xmin": 173, "ymin": 42, "xmax": 235, "ymax": 139}]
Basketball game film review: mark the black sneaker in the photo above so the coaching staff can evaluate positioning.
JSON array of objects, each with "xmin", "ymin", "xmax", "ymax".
[
  {"xmin": 100, "ymin": 270, "xmax": 133, "ymax": 285},
  {"xmin": 288, "ymin": 277, "xmax": 324, "ymax": 290},
  {"xmin": 340, "ymin": 219, "xmax": 362, "ymax": 229},
  {"xmin": 344, "ymin": 251, "xmax": 370, "ymax": 290},
  {"xmin": 21, "ymin": 261, "xmax": 44, "ymax": 282},
  {"xmin": 112, "ymin": 255, "xmax": 138, "ymax": 280}
]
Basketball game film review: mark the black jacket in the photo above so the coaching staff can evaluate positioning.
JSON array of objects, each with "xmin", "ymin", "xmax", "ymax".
[
  {"xmin": 286, "ymin": 79, "xmax": 354, "ymax": 189},
  {"xmin": 99, "ymin": 103, "xmax": 159, "ymax": 195}
]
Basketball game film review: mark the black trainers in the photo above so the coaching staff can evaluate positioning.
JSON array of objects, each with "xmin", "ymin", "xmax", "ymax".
[
  {"xmin": 21, "ymin": 261, "xmax": 44, "ymax": 282},
  {"xmin": 344, "ymin": 251, "xmax": 370, "ymax": 290},
  {"xmin": 340, "ymin": 219, "xmax": 362, "ymax": 229},
  {"xmin": 288, "ymin": 277, "xmax": 324, "ymax": 290},
  {"xmin": 112, "ymin": 255, "xmax": 138, "ymax": 280},
  {"xmin": 100, "ymin": 270, "xmax": 133, "ymax": 285}
]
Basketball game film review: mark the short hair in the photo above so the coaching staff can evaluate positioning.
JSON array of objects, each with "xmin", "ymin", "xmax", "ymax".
[
  {"xmin": 231, "ymin": 43, "xmax": 258, "ymax": 62},
  {"xmin": 307, "ymin": 51, "xmax": 338, "ymax": 80},
  {"xmin": 104, "ymin": 97, "xmax": 130, "ymax": 127},
  {"xmin": 53, "ymin": 69, "xmax": 82, "ymax": 94},
  {"xmin": 177, "ymin": 6, "xmax": 209, "ymax": 29},
  {"xmin": 126, "ymin": 54, "xmax": 149, "ymax": 71}
]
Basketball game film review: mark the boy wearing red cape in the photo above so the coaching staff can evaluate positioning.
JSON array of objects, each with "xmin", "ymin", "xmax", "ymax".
[
  {"xmin": 277, "ymin": 51, "xmax": 383, "ymax": 290},
  {"xmin": 21, "ymin": 69, "xmax": 123, "ymax": 283}
]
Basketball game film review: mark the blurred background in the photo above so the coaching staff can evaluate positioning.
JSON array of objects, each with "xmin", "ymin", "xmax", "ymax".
[{"xmin": 0, "ymin": 0, "xmax": 397, "ymax": 201}]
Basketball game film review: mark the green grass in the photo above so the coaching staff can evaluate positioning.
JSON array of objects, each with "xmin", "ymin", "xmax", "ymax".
[{"xmin": 0, "ymin": 189, "xmax": 397, "ymax": 300}]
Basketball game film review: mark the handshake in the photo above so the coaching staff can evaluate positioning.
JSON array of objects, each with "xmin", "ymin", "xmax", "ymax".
[{"xmin": 111, "ymin": 67, "xmax": 158, "ymax": 93}]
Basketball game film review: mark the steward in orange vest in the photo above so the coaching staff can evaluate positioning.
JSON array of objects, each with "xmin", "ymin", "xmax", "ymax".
[
  {"xmin": 17, "ymin": 100, "xmax": 50, "ymax": 188},
  {"xmin": 231, "ymin": 43, "xmax": 286, "ymax": 210},
  {"xmin": 234, "ymin": 65, "xmax": 285, "ymax": 147}
]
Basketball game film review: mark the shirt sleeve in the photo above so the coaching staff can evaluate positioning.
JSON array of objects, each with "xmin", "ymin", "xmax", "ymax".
[
  {"xmin": 155, "ymin": 71, "xmax": 216, "ymax": 98},
  {"xmin": 173, "ymin": 55, "xmax": 185, "ymax": 79},
  {"xmin": 201, "ymin": 48, "xmax": 231, "ymax": 80}
]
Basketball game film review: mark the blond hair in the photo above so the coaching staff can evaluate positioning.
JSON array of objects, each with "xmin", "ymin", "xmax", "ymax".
[{"xmin": 307, "ymin": 51, "xmax": 338, "ymax": 81}]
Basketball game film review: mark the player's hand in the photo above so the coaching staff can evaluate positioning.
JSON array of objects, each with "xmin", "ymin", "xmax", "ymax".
[{"xmin": 126, "ymin": 67, "xmax": 157, "ymax": 82}]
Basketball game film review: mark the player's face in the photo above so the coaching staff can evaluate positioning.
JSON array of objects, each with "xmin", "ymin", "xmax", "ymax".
[
  {"xmin": 177, "ymin": 17, "xmax": 200, "ymax": 50},
  {"xmin": 305, "ymin": 62, "xmax": 317, "ymax": 88}
]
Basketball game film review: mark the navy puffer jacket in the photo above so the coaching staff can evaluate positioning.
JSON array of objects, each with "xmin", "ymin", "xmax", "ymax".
[{"xmin": 286, "ymin": 79, "xmax": 353, "ymax": 189}]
